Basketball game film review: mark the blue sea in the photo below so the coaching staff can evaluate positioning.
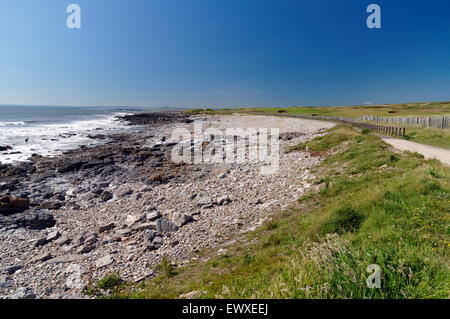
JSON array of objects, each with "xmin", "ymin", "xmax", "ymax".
[{"xmin": 0, "ymin": 105, "xmax": 144, "ymax": 164}]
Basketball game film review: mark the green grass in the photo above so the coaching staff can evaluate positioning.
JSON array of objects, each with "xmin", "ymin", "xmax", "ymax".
[
  {"xmin": 110, "ymin": 125, "xmax": 449, "ymax": 299},
  {"xmin": 194, "ymin": 101, "xmax": 450, "ymax": 118},
  {"xmin": 404, "ymin": 126, "xmax": 450, "ymax": 149},
  {"xmin": 287, "ymin": 126, "xmax": 359, "ymax": 153},
  {"xmin": 187, "ymin": 102, "xmax": 450, "ymax": 149},
  {"xmin": 84, "ymin": 273, "xmax": 123, "ymax": 297}
]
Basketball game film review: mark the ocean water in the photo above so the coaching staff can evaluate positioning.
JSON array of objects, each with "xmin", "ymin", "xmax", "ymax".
[{"xmin": 0, "ymin": 105, "xmax": 142, "ymax": 164}]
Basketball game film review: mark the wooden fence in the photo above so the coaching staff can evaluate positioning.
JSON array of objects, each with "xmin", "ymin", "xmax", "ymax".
[
  {"xmin": 356, "ymin": 115, "xmax": 450, "ymax": 129},
  {"xmin": 250, "ymin": 112, "xmax": 407, "ymax": 137},
  {"xmin": 251, "ymin": 112, "xmax": 449, "ymax": 129}
]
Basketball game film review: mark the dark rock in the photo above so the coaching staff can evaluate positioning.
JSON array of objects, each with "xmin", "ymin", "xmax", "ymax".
[
  {"xmin": 143, "ymin": 230, "xmax": 161, "ymax": 243},
  {"xmin": 4, "ymin": 265, "xmax": 23, "ymax": 275},
  {"xmin": 279, "ymin": 132, "xmax": 305, "ymax": 141},
  {"xmin": 42, "ymin": 191, "xmax": 54, "ymax": 200},
  {"xmin": 0, "ymin": 145, "xmax": 12, "ymax": 152},
  {"xmin": 146, "ymin": 210, "xmax": 161, "ymax": 221},
  {"xmin": 0, "ymin": 196, "xmax": 30, "ymax": 215},
  {"xmin": 77, "ymin": 245, "xmax": 95, "ymax": 254},
  {"xmin": 84, "ymin": 234, "xmax": 98, "ymax": 246},
  {"xmin": 97, "ymin": 182, "xmax": 110, "ymax": 188},
  {"xmin": 56, "ymin": 160, "xmax": 86, "ymax": 173},
  {"xmin": 31, "ymin": 252, "xmax": 52, "ymax": 263},
  {"xmin": 11, "ymin": 287, "xmax": 36, "ymax": 299},
  {"xmin": 34, "ymin": 237, "xmax": 48, "ymax": 247},
  {"xmin": 0, "ymin": 275, "xmax": 14, "ymax": 289},
  {"xmin": 98, "ymin": 222, "xmax": 115, "ymax": 233},
  {"xmin": 54, "ymin": 236, "xmax": 71, "ymax": 246},
  {"xmin": 39, "ymin": 201, "xmax": 63, "ymax": 210},
  {"xmin": 118, "ymin": 112, "xmax": 192, "ymax": 126},
  {"xmin": 152, "ymin": 236, "xmax": 164, "ymax": 249},
  {"xmin": 118, "ymin": 188, "xmax": 133, "ymax": 197},
  {"xmin": 92, "ymin": 189, "xmax": 104, "ymax": 196},
  {"xmin": 0, "ymin": 209, "xmax": 55, "ymax": 230},
  {"xmin": 100, "ymin": 191, "xmax": 113, "ymax": 202}
]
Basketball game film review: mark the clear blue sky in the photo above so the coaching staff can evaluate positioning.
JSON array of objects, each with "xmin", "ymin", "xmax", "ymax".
[{"xmin": 1, "ymin": 0, "xmax": 449, "ymax": 108}]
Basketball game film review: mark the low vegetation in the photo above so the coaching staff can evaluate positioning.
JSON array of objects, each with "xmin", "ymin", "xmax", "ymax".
[
  {"xmin": 404, "ymin": 126, "xmax": 450, "ymax": 149},
  {"xmin": 210, "ymin": 101, "xmax": 450, "ymax": 118},
  {"xmin": 111, "ymin": 125, "xmax": 449, "ymax": 299},
  {"xmin": 187, "ymin": 102, "xmax": 450, "ymax": 149},
  {"xmin": 85, "ymin": 273, "xmax": 123, "ymax": 297}
]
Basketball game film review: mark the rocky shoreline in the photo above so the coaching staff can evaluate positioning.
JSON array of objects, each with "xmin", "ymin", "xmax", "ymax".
[{"xmin": 0, "ymin": 112, "xmax": 334, "ymax": 299}]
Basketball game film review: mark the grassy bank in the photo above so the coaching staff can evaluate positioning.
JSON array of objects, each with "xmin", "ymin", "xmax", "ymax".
[
  {"xmin": 403, "ymin": 126, "xmax": 450, "ymax": 149},
  {"xmin": 106, "ymin": 125, "xmax": 449, "ymax": 299},
  {"xmin": 187, "ymin": 101, "xmax": 450, "ymax": 118}
]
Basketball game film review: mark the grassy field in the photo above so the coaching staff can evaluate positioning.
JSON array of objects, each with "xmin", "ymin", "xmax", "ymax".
[
  {"xmin": 97, "ymin": 125, "xmax": 449, "ymax": 299},
  {"xmin": 404, "ymin": 126, "xmax": 450, "ymax": 149},
  {"xmin": 188, "ymin": 103, "xmax": 450, "ymax": 149},
  {"xmin": 188, "ymin": 101, "xmax": 450, "ymax": 118}
]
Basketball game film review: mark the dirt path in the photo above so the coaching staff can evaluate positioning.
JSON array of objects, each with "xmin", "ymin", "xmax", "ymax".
[{"xmin": 382, "ymin": 137, "xmax": 450, "ymax": 166}]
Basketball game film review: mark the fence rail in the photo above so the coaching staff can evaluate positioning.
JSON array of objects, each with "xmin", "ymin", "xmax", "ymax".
[
  {"xmin": 356, "ymin": 115, "xmax": 450, "ymax": 129},
  {"xmin": 249, "ymin": 112, "xmax": 449, "ymax": 129},
  {"xmin": 250, "ymin": 112, "xmax": 407, "ymax": 137}
]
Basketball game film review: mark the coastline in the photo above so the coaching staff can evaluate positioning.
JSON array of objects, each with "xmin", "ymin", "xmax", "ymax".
[{"xmin": 0, "ymin": 113, "xmax": 334, "ymax": 299}]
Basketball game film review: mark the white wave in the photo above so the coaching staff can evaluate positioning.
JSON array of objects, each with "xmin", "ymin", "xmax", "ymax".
[
  {"xmin": 0, "ymin": 112, "xmax": 136, "ymax": 164},
  {"xmin": 0, "ymin": 121, "xmax": 26, "ymax": 126}
]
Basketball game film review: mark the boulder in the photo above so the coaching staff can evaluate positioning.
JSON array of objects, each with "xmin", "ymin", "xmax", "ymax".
[
  {"xmin": 0, "ymin": 145, "xmax": 12, "ymax": 152},
  {"xmin": 125, "ymin": 214, "xmax": 144, "ymax": 226},
  {"xmin": 77, "ymin": 245, "xmax": 95, "ymax": 254},
  {"xmin": 0, "ymin": 196, "xmax": 30, "ymax": 214},
  {"xmin": 143, "ymin": 230, "xmax": 161, "ymax": 243},
  {"xmin": 0, "ymin": 209, "xmax": 55, "ymax": 230},
  {"xmin": 196, "ymin": 194, "xmax": 213, "ymax": 207},
  {"xmin": 4, "ymin": 265, "xmax": 23, "ymax": 275},
  {"xmin": 92, "ymin": 189, "xmax": 104, "ymax": 196},
  {"xmin": 10, "ymin": 197, "xmax": 30, "ymax": 209},
  {"xmin": 84, "ymin": 235, "xmax": 97, "ymax": 246},
  {"xmin": 11, "ymin": 287, "xmax": 36, "ymax": 299},
  {"xmin": 133, "ymin": 222, "xmax": 156, "ymax": 231},
  {"xmin": 100, "ymin": 191, "xmax": 113, "ymax": 202},
  {"xmin": 56, "ymin": 160, "xmax": 86, "ymax": 173},
  {"xmin": 31, "ymin": 252, "xmax": 52, "ymax": 263},
  {"xmin": 217, "ymin": 195, "xmax": 231, "ymax": 206},
  {"xmin": 46, "ymin": 230, "xmax": 61, "ymax": 242},
  {"xmin": 39, "ymin": 201, "xmax": 63, "ymax": 210},
  {"xmin": 146, "ymin": 210, "xmax": 161, "ymax": 221},
  {"xmin": 96, "ymin": 255, "xmax": 115, "ymax": 268},
  {"xmin": 0, "ymin": 275, "xmax": 14, "ymax": 289},
  {"xmin": 97, "ymin": 222, "xmax": 115, "ymax": 233},
  {"xmin": 152, "ymin": 236, "xmax": 164, "ymax": 249},
  {"xmin": 54, "ymin": 236, "xmax": 71, "ymax": 246},
  {"xmin": 118, "ymin": 188, "xmax": 133, "ymax": 197},
  {"xmin": 172, "ymin": 212, "xmax": 193, "ymax": 228},
  {"xmin": 73, "ymin": 234, "xmax": 86, "ymax": 247}
]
